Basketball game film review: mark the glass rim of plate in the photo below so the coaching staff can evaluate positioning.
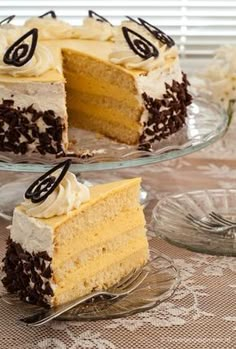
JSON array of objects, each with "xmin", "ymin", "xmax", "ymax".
[
  {"xmin": 0, "ymin": 96, "xmax": 229, "ymax": 173},
  {"xmin": 151, "ymin": 188, "xmax": 236, "ymax": 256}
]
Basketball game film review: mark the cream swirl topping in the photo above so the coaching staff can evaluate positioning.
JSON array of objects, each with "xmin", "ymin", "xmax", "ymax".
[
  {"xmin": 0, "ymin": 35, "xmax": 55, "ymax": 77},
  {"xmin": 0, "ymin": 32, "xmax": 8, "ymax": 55},
  {"xmin": 0, "ymin": 26, "xmax": 28, "ymax": 43},
  {"xmin": 109, "ymin": 21, "xmax": 178, "ymax": 72},
  {"xmin": 76, "ymin": 17, "xmax": 114, "ymax": 41},
  {"xmin": 22, "ymin": 170, "xmax": 90, "ymax": 218},
  {"xmin": 25, "ymin": 17, "xmax": 74, "ymax": 39}
]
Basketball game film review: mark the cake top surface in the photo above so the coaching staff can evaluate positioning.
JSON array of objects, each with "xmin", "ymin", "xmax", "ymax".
[
  {"xmin": 16, "ymin": 159, "xmax": 141, "ymax": 228},
  {"xmin": 17, "ymin": 177, "xmax": 141, "ymax": 229},
  {"xmin": 0, "ymin": 11, "xmax": 179, "ymax": 81}
]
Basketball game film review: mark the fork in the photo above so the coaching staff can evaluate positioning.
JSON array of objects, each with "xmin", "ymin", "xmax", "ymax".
[
  {"xmin": 20, "ymin": 268, "xmax": 149, "ymax": 326},
  {"xmin": 186, "ymin": 212, "xmax": 236, "ymax": 236},
  {"xmin": 208, "ymin": 212, "xmax": 236, "ymax": 228}
]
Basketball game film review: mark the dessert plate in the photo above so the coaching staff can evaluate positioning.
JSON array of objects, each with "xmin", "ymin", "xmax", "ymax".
[
  {"xmin": 0, "ymin": 96, "xmax": 228, "ymax": 173},
  {"xmin": 0, "ymin": 244, "xmax": 179, "ymax": 322},
  {"xmin": 152, "ymin": 189, "xmax": 236, "ymax": 256}
]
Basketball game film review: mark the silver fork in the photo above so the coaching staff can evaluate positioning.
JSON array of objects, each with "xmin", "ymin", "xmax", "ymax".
[
  {"xmin": 186, "ymin": 213, "xmax": 236, "ymax": 236},
  {"xmin": 20, "ymin": 268, "xmax": 149, "ymax": 326},
  {"xmin": 208, "ymin": 211, "xmax": 236, "ymax": 228}
]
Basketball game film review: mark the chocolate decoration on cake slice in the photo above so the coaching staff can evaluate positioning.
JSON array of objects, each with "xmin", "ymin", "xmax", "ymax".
[
  {"xmin": 88, "ymin": 10, "xmax": 112, "ymax": 25},
  {"xmin": 3, "ymin": 28, "xmax": 38, "ymax": 67},
  {"xmin": 138, "ymin": 18, "xmax": 175, "ymax": 48},
  {"xmin": 25, "ymin": 159, "xmax": 72, "ymax": 203},
  {"xmin": 122, "ymin": 27, "xmax": 159, "ymax": 59},
  {"xmin": 0, "ymin": 15, "xmax": 15, "ymax": 25},
  {"xmin": 39, "ymin": 11, "xmax": 57, "ymax": 19}
]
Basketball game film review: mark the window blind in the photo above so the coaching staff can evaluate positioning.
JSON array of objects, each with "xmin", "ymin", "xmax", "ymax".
[{"xmin": 0, "ymin": 0, "xmax": 236, "ymax": 59}]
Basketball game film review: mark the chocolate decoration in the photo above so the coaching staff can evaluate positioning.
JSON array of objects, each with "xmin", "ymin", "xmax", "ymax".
[
  {"xmin": 126, "ymin": 16, "xmax": 141, "ymax": 25},
  {"xmin": 25, "ymin": 159, "xmax": 72, "ymax": 203},
  {"xmin": 88, "ymin": 10, "xmax": 112, "ymax": 25},
  {"xmin": 122, "ymin": 27, "xmax": 159, "ymax": 59},
  {"xmin": 39, "ymin": 10, "xmax": 56, "ymax": 19},
  {"xmin": 138, "ymin": 18, "xmax": 175, "ymax": 48},
  {"xmin": 140, "ymin": 73, "xmax": 192, "ymax": 144},
  {"xmin": 2, "ymin": 238, "xmax": 53, "ymax": 307},
  {"xmin": 3, "ymin": 28, "xmax": 38, "ymax": 67},
  {"xmin": 0, "ymin": 99, "xmax": 65, "ymax": 156},
  {"xmin": 0, "ymin": 15, "xmax": 15, "ymax": 25}
]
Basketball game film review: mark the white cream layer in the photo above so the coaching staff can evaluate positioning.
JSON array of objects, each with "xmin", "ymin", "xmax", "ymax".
[
  {"xmin": 11, "ymin": 207, "xmax": 54, "ymax": 256},
  {"xmin": 0, "ymin": 81, "xmax": 66, "ymax": 115},
  {"xmin": 76, "ymin": 17, "xmax": 114, "ymax": 41},
  {"xmin": 135, "ymin": 60, "xmax": 183, "ymax": 125},
  {"xmin": 0, "ymin": 28, "xmax": 56, "ymax": 77},
  {"xmin": 22, "ymin": 171, "xmax": 90, "ymax": 218},
  {"xmin": 0, "ymin": 81, "xmax": 68, "ymax": 150},
  {"xmin": 109, "ymin": 20, "xmax": 178, "ymax": 72}
]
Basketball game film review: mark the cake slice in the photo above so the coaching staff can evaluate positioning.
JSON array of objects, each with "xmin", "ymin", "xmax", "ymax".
[{"xmin": 2, "ymin": 160, "xmax": 148, "ymax": 307}]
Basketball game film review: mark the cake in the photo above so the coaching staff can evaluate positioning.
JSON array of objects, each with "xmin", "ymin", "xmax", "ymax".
[
  {"xmin": 0, "ymin": 11, "xmax": 192, "ymax": 156},
  {"xmin": 2, "ymin": 160, "xmax": 149, "ymax": 307}
]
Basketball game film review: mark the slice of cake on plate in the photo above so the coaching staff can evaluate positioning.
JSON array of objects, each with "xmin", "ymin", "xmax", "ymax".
[{"xmin": 2, "ymin": 160, "xmax": 149, "ymax": 307}]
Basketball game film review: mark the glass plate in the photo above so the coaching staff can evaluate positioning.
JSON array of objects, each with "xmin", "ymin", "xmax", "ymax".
[
  {"xmin": 0, "ymin": 244, "xmax": 179, "ymax": 322},
  {"xmin": 0, "ymin": 96, "xmax": 228, "ymax": 173},
  {"xmin": 152, "ymin": 189, "xmax": 236, "ymax": 256}
]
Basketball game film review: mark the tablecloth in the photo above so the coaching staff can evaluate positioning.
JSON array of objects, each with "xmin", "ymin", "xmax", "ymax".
[{"xmin": 0, "ymin": 121, "xmax": 236, "ymax": 349}]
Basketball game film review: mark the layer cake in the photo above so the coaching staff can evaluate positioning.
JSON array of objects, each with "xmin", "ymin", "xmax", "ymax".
[
  {"xmin": 2, "ymin": 160, "xmax": 149, "ymax": 307},
  {"xmin": 0, "ymin": 11, "xmax": 192, "ymax": 155}
]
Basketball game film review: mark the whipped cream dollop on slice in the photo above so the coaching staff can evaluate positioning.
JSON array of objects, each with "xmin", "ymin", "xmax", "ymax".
[
  {"xmin": 22, "ymin": 170, "xmax": 90, "ymax": 218},
  {"xmin": 76, "ymin": 17, "xmax": 114, "ymax": 41},
  {"xmin": 109, "ymin": 20, "xmax": 178, "ymax": 72},
  {"xmin": 25, "ymin": 17, "xmax": 75, "ymax": 40}
]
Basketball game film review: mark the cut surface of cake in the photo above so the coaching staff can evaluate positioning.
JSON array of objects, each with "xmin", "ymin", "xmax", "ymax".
[
  {"xmin": 2, "ymin": 160, "xmax": 149, "ymax": 307},
  {"xmin": 0, "ymin": 11, "xmax": 192, "ymax": 156}
]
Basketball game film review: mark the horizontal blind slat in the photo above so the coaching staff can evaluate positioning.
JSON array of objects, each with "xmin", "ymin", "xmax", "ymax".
[{"xmin": 0, "ymin": 1, "xmax": 183, "ymax": 7}]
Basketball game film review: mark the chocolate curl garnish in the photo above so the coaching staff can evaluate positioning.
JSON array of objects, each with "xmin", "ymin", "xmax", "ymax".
[
  {"xmin": 39, "ymin": 11, "xmax": 56, "ymax": 19},
  {"xmin": 138, "ymin": 18, "xmax": 175, "ymax": 48},
  {"xmin": 25, "ymin": 159, "xmax": 72, "ymax": 203},
  {"xmin": 3, "ymin": 28, "xmax": 38, "ymax": 67},
  {"xmin": 88, "ymin": 10, "xmax": 112, "ymax": 25},
  {"xmin": 0, "ymin": 15, "xmax": 15, "ymax": 25},
  {"xmin": 126, "ymin": 16, "xmax": 141, "ymax": 25},
  {"xmin": 122, "ymin": 27, "xmax": 159, "ymax": 60}
]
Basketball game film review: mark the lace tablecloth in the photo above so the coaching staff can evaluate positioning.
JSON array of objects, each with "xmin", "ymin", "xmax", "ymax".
[{"xmin": 0, "ymin": 123, "xmax": 236, "ymax": 349}]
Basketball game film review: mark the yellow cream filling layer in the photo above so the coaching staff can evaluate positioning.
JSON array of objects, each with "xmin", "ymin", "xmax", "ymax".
[
  {"xmin": 54, "ymin": 226, "xmax": 146, "ymax": 281},
  {"xmin": 68, "ymin": 108, "xmax": 140, "ymax": 145},
  {"xmin": 53, "ymin": 247, "xmax": 148, "ymax": 306},
  {"xmin": 68, "ymin": 98, "xmax": 141, "ymax": 131},
  {"xmin": 53, "ymin": 207, "xmax": 145, "ymax": 269},
  {"xmin": 53, "ymin": 236, "xmax": 148, "ymax": 300},
  {"xmin": 64, "ymin": 70, "xmax": 139, "ymax": 108}
]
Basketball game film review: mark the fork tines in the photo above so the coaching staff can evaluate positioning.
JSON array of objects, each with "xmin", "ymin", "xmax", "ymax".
[{"xmin": 209, "ymin": 212, "xmax": 236, "ymax": 227}]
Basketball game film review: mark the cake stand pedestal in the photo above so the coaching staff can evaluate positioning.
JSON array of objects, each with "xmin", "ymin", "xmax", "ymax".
[{"xmin": 0, "ymin": 96, "xmax": 229, "ymax": 220}]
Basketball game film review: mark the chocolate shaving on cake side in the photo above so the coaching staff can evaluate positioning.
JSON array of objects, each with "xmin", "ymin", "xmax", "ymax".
[
  {"xmin": 139, "ymin": 73, "xmax": 192, "ymax": 145},
  {"xmin": 0, "ymin": 99, "xmax": 65, "ymax": 155},
  {"xmin": 2, "ymin": 238, "xmax": 53, "ymax": 307}
]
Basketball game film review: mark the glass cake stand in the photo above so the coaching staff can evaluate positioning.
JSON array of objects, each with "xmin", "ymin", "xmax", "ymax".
[{"xmin": 0, "ymin": 96, "xmax": 229, "ymax": 217}]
